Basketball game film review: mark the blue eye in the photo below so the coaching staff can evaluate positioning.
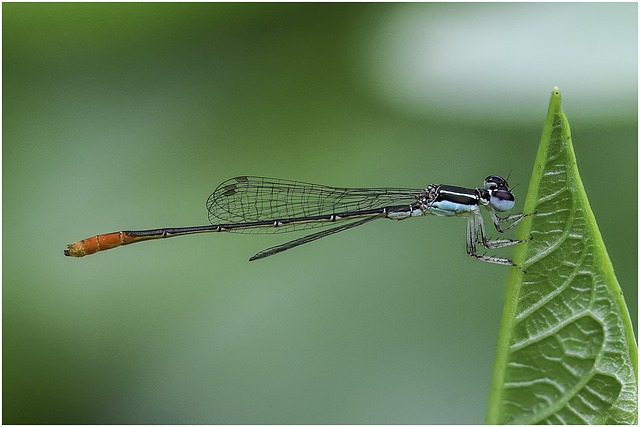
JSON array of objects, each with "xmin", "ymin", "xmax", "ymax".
[{"xmin": 490, "ymin": 190, "xmax": 515, "ymax": 212}]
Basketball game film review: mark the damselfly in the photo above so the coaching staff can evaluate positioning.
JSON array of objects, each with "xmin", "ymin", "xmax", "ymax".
[{"xmin": 65, "ymin": 175, "xmax": 531, "ymax": 269}]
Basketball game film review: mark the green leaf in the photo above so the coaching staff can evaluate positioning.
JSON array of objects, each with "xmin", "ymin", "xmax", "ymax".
[{"xmin": 486, "ymin": 87, "xmax": 638, "ymax": 424}]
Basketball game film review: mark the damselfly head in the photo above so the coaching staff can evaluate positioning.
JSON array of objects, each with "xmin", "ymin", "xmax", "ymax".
[{"xmin": 484, "ymin": 175, "xmax": 515, "ymax": 212}]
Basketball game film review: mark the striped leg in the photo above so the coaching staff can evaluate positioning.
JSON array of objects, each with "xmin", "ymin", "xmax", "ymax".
[
  {"xmin": 489, "ymin": 210, "xmax": 534, "ymax": 233},
  {"xmin": 466, "ymin": 210, "xmax": 525, "ymax": 271}
]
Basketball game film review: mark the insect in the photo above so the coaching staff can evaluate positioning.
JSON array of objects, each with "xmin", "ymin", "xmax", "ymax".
[{"xmin": 65, "ymin": 175, "xmax": 530, "ymax": 269}]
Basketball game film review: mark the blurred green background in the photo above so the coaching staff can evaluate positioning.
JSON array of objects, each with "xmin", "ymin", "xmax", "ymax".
[{"xmin": 4, "ymin": 3, "xmax": 637, "ymax": 424}]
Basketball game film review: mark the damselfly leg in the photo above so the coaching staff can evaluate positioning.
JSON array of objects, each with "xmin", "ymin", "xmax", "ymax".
[
  {"xmin": 489, "ymin": 211, "xmax": 532, "ymax": 233},
  {"xmin": 466, "ymin": 209, "xmax": 529, "ymax": 271}
]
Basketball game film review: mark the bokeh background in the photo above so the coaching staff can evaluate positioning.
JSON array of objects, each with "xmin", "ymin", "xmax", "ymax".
[{"xmin": 4, "ymin": 3, "xmax": 637, "ymax": 424}]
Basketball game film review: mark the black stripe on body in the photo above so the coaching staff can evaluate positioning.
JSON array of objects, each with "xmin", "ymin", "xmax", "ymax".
[{"xmin": 436, "ymin": 185, "xmax": 479, "ymax": 206}]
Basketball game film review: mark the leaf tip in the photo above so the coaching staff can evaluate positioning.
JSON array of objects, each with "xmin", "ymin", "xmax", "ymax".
[{"xmin": 547, "ymin": 85, "xmax": 563, "ymax": 114}]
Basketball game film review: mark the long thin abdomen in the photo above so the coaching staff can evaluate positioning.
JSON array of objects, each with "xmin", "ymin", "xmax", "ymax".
[{"xmin": 64, "ymin": 205, "xmax": 423, "ymax": 257}]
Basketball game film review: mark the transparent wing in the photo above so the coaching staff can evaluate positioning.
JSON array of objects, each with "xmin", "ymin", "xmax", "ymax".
[{"xmin": 206, "ymin": 176, "xmax": 422, "ymax": 234}]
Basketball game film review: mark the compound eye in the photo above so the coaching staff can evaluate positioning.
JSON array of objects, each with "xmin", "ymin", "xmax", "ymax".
[
  {"xmin": 484, "ymin": 176, "xmax": 498, "ymax": 190},
  {"xmin": 490, "ymin": 189, "xmax": 515, "ymax": 212},
  {"xmin": 484, "ymin": 175, "xmax": 508, "ymax": 190}
]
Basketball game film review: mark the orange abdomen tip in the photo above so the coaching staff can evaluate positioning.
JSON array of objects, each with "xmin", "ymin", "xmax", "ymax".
[{"xmin": 64, "ymin": 232, "xmax": 125, "ymax": 257}]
